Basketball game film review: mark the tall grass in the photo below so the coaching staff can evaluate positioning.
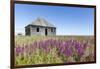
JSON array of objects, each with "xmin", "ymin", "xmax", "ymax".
[{"xmin": 15, "ymin": 36, "xmax": 94, "ymax": 65}]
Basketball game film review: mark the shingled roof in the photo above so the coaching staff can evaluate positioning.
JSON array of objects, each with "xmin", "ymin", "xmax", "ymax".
[{"xmin": 27, "ymin": 17, "xmax": 56, "ymax": 28}]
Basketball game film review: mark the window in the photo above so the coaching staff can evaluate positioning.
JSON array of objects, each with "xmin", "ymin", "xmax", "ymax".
[
  {"xmin": 51, "ymin": 28, "xmax": 53, "ymax": 32},
  {"xmin": 37, "ymin": 28, "xmax": 39, "ymax": 32}
]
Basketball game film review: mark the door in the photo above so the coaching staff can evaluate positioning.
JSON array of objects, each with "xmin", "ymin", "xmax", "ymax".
[{"xmin": 45, "ymin": 28, "xmax": 48, "ymax": 36}]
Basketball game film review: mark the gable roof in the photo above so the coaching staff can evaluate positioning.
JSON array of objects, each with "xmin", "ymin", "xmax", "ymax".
[{"xmin": 26, "ymin": 17, "xmax": 56, "ymax": 28}]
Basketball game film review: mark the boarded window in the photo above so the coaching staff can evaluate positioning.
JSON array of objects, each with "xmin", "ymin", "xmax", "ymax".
[{"xmin": 37, "ymin": 28, "xmax": 39, "ymax": 32}]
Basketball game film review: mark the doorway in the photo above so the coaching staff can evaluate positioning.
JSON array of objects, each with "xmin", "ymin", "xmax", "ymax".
[{"xmin": 45, "ymin": 28, "xmax": 48, "ymax": 36}]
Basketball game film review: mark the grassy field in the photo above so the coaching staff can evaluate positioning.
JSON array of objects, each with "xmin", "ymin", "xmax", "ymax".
[{"xmin": 15, "ymin": 36, "xmax": 95, "ymax": 66}]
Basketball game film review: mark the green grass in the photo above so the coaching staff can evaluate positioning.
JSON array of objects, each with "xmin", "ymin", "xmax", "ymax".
[{"xmin": 15, "ymin": 35, "xmax": 94, "ymax": 66}]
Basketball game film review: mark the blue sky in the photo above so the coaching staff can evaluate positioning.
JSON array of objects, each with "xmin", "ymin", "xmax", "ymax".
[{"xmin": 15, "ymin": 4, "xmax": 94, "ymax": 35}]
